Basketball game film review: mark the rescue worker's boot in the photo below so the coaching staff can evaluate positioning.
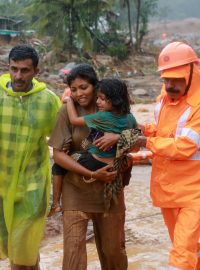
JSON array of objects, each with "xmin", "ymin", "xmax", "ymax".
[{"xmin": 48, "ymin": 175, "xmax": 63, "ymax": 217}]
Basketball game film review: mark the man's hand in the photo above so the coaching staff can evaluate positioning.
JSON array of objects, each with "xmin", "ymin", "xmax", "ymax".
[
  {"xmin": 131, "ymin": 136, "xmax": 147, "ymax": 150},
  {"xmin": 137, "ymin": 123, "xmax": 145, "ymax": 134},
  {"xmin": 93, "ymin": 132, "xmax": 120, "ymax": 151}
]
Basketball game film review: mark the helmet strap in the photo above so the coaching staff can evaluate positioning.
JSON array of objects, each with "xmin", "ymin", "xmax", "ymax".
[{"xmin": 184, "ymin": 63, "xmax": 193, "ymax": 95}]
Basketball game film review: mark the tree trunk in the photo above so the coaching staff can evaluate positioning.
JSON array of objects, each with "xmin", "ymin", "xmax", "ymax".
[
  {"xmin": 126, "ymin": 0, "xmax": 133, "ymax": 47},
  {"xmin": 94, "ymin": 0, "xmax": 99, "ymax": 52},
  {"xmin": 135, "ymin": 0, "xmax": 141, "ymax": 51},
  {"xmin": 68, "ymin": 0, "xmax": 74, "ymax": 58},
  {"xmin": 74, "ymin": 12, "xmax": 108, "ymax": 49}
]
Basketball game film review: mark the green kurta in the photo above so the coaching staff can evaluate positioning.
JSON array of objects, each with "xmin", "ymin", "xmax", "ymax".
[{"xmin": 0, "ymin": 74, "xmax": 60, "ymax": 265}]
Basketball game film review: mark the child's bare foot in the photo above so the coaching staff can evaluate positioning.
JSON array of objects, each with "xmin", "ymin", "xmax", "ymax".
[{"xmin": 48, "ymin": 203, "xmax": 62, "ymax": 217}]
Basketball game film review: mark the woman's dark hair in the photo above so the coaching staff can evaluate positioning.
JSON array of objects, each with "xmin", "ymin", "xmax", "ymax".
[
  {"xmin": 95, "ymin": 78, "xmax": 131, "ymax": 114},
  {"xmin": 9, "ymin": 44, "xmax": 39, "ymax": 68},
  {"xmin": 66, "ymin": 64, "xmax": 98, "ymax": 87}
]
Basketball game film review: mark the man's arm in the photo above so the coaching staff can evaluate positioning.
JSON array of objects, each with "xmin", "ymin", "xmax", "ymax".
[
  {"xmin": 146, "ymin": 135, "xmax": 198, "ymax": 159},
  {"xmin": 145, "ymin": 107, "xmax": 200, "ymax": 159},
  {"xmin": 132, "ymin": 128, "xmax": 199, "ymax": 160}
]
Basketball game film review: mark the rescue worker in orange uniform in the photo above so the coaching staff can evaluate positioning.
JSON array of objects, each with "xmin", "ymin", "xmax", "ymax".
[{"xmin": 136, "ymin": 41, "xmax": 200, "ymax": 270}]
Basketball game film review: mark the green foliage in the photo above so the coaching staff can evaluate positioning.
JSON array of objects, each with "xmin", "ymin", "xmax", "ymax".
[
  {"xmin": 22, "ymin": 0, "xmax": 116, "ymax": 53},
  {"xmin": 0, "ymin": 0, "xmax": 162, "ymax": 57},
  {"xmin": 107, "ymin": 44, "xmax": 128, "ymax": 60},
  {"xmin": 118, "ymin": 0, "xmax": 158, "ymax": 52},
  {"xmin": 0, "ymin": 0, "xmax": 32, "ymax": 17},
  {"xmin": 75, "ymin": 19, "xmax": 93, "ymax": 51},
  {"xmin": 134, "ymin": 0, "xmax": 158, "ymax": 51}
]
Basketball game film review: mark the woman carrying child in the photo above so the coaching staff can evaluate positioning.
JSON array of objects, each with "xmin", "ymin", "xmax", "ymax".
[{"xmin": 48, "ymin": 64, "xmax": 137, "ymax": 270}]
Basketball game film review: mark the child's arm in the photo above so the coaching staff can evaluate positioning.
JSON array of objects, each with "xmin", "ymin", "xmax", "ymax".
[{"xmin": 64, "ymin": 97, "xmax": 86, "ymax": 126}]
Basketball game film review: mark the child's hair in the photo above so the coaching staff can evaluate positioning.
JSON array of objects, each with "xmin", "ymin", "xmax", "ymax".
[
  {"xmin": 66, "ymin": 64, "xmax": 98, "ymax": 87},
  {"xmin": 95, "ymin": 78, "xmax": 131, "ymax": 114}
]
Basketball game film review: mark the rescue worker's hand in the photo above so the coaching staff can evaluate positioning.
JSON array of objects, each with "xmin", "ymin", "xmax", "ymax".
[
  {"xmin": 131, "ymin": 136, "xmax": 147, "ymax": 149},
  {"xmin": 137, "ymin": 123, "xmax": 145, "ymax": 134}
]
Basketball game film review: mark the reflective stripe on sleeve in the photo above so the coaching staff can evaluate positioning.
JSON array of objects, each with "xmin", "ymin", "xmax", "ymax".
[
  {"xmin": 181, "ymin": 128, "xmax": 200, "ymax": 147},
  {"xmin": 168, "ymin": 266, "xmax": 181, "ymax": 270},
  {"xmin": 189, "ymin": 151, "xmax": 200, "ymax": 160},
  {"xmin": 175, "ymin": 107, "xmax": 191, "ymax": 137},
  {"xmin": 175, "ymin": 106, "xmax": 200, "ymax": 160},
  {"xmin": 154, "ymin": 100, "xmax": 163, "ymax": 124}
]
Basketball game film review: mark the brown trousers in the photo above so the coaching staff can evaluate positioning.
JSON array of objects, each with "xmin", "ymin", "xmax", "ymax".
[{"xmin": 62, "ymin": 210, "xmax": 128, "ymax": 270}]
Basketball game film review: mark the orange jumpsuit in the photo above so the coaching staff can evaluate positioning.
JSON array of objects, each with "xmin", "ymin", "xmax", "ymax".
[{"xmin": 144, "ymin": 65, "xmax": 200, "ymax": 270}]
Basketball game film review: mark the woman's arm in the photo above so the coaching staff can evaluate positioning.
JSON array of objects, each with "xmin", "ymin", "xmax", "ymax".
[
  {"xmin": 93, "ymin": 132, "xmax": 120, "ymax": 151},
  {"xmin": 53, "ymin": 148, "xmax": 117, "ymax": 182},
  {"xmin": 64, "ymin": 97, "xmax": 86, "ymax": 126}
]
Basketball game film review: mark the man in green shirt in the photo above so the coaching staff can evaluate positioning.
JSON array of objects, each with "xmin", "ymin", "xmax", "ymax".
[{"xmin": 0, "ymin": 44, "xmax": 60, "ymax": 269}]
